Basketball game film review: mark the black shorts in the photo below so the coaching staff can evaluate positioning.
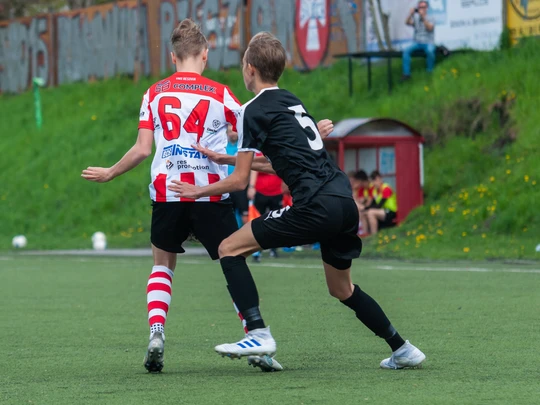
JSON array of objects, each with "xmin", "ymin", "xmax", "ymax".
[
  {"xmin": 251, "ymin": 195, "xmax": 362, "ymax": 270},
  {"xmin": 379, "ymin": 210, "xmax": 397, "ymax": 229},
  {"xmin": 151, "ymin": 200, "xmax": 238, "ymax": 260},
  {"xmin": 254, "ymin": 192, "xmax": 282, "ymax": 215},
  {"xmin": 230, "ymin": 188, "xmax": 249, "ymax": 216}
]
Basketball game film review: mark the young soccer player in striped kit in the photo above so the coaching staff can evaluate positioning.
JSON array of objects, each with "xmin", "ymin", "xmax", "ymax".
[{"xmin": 82, "ymin": 19, "xmax": 333, "ymax": 373}]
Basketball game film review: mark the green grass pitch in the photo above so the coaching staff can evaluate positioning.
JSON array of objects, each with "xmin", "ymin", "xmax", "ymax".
[{"xmin": 1, "ymin": 255, "xmax": 539, "ymax": 404}]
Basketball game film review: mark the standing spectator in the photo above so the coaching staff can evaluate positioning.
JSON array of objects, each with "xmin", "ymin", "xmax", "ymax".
[
  {"xmin": 226, "ymin": 125, "xmax": 249, "ymax": 227},
  {"xmin": 249, "ymin": 158, "xmax": 283, "ymax": 261},
  {"xmin": 363, "ymin": 171, "xmax": 398, "ymax": 235},
  {"xmin": 401, "ymin": 1, "xmax": 435, "ymax": 81}
]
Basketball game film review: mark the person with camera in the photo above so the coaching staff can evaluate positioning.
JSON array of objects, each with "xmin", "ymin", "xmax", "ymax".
[{"xmin": 401, "ymin": 1, "xmax": 435, "ymax": 81}]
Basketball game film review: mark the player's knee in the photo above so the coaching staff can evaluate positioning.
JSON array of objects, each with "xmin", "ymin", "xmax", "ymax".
[
  {"xmin": 327, "ymin": 284, "xmax": 353, "ymax": 301},
  {"xmin": 218, "ymin": 238, "xmax": 232, "ymax": 258}
]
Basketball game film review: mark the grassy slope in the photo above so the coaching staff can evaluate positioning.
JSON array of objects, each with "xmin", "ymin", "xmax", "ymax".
[
  {"xmin": 1, "ymin": 255, "xmax": 539, "ymax": 404},
  {"xmin": 1, "ymin": 41, "xmax": 539, "ymax": 258}
]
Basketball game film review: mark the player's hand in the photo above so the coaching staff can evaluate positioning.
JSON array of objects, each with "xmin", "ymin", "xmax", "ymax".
[
  {"xmin": 168, "ymin": 180, "xmax": 201, "ymax": 199},
  {"xmin": 192, "ymin": 143, "xmax": 227, "ymax": 164},
  {"xmin": 317, "ymin": 119, "xmax": 334, "ymax": 139},
  {"xmin": 81, "ymin": 167, "xmax": 114, "ymax": 183}
]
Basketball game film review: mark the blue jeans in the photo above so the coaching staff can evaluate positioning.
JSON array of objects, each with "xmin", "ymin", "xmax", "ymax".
[{"xmin": 402, "ymin": 43, "xmax": 436, "ymax": 76}]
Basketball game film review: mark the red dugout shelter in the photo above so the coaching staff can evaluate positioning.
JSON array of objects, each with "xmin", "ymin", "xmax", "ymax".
[{"xmin": 324, "ymin": 118, "xmax": 425, "ymax": 223}]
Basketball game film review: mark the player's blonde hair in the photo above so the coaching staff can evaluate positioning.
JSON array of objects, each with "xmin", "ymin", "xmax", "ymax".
[
  {"xmin": 244, "ymin": 32, "xmax": 287, "ymax": 84},
  {"xmin": 170, "ymin": 19, "xmax": 208, "ymax": 61}
]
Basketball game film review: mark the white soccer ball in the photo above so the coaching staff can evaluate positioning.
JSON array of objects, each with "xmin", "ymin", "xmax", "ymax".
[
  {"xmin": 12, "ymin": 235, "xmax": 27, "ymax": 249},
  {"xmin": 91, "ymin": 232, "xmax": 107, "ymax": 250},
  {"xmin": 92, "ymin": 231, "xmax": 106, "ymax": 242},
  {"xmin": 93, "ymin": 239, "xmax": 107, "ymax": 251}
]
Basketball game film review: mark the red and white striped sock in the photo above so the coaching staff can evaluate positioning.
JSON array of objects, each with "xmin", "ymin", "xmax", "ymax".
[
  {"xmin": 233, "ymin": 301, "xmax": 248, "ymax": 334},
  {"xmin": 147, "ymin": 265, "xmax": 174, "ymax": 338}
]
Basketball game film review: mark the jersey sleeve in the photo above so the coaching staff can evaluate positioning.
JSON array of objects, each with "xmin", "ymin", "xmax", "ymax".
[
  {"xmin": 382, "ymin": 186, "xmax": 393, "ymax": 199},
  {"xmin": 223, "ymin": 86, "xmax": 242, "ymax": 132},
  {"xmin": 138, "ymin": 89, "xmax": 154, "ymax": 130},
  {"xmin": 237, "ymin": 104, "xmax": 268, "ymax": 153}
]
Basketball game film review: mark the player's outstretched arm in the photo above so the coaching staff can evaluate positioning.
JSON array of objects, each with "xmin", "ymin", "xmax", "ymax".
[
  {"xmin": 193, "ymin": 144, "xmax": 276, "ymax": 174},
  {"xmin": 168, "ymin": 151, "xmax": 254, "ymax": 199},
  {"xmin": 81, "ymin": 129, "xmax": 153, "ymax": 183}
]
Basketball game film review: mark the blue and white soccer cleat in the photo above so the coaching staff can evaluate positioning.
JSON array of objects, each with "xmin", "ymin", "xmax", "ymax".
[
  {"xmin": 380, "ymin": 340, "xmax": 426, "ymax": 370},
  {"xmin": 247, "ymin": 355, "xmax": 284, "ymax": 372},
  {"xmin": 215, "ymin": 326, "xmax": 276, "ymax": 359}
]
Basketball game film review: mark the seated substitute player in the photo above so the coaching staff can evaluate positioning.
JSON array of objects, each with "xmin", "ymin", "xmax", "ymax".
[
  {"xmin": 81, "ymin": 19, "xmax": 288, "ymax": 373},
  {"xmin": 362, "ymin": 170, "xmax": 397, "ymax": 235},
  {"xmin": 169, "ymin": 32, "xmax": 426, "ymax": 370}
]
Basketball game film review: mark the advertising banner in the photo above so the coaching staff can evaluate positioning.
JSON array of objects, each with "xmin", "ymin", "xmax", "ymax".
[
  {"xmin": 507, "ymin": 0, "xmax": 540, "ymax": 43},
  {"xmin": 366, "ymin": 0, "xmax": 503, "ymax": 51}
]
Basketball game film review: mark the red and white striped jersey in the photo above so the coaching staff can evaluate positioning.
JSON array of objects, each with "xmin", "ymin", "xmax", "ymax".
[{"xmin": 139, "ymin": 72, "xmax": 240, "ymax": 202}]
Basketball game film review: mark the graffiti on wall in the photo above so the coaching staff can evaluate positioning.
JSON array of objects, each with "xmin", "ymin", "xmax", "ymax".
[
  {"xmin": 0, "ymin": 0, "xmax": 364, "ymax": 94},
  {"xmin": 56, "ymin": 4, "xmax": 151, "ymax": 85},
  {"xmin": 0, "ymin": 16, "xmax": 51, "ymax": 93}
]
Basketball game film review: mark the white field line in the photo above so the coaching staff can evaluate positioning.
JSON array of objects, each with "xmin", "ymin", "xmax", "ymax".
[{"xmin": 1, "ymin": 256, "xmax": 539, "ymax": 274}]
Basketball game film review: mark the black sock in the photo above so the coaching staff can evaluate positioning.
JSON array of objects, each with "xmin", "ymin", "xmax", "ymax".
[
  {"xmin": 341, "ymin": 284, "xmax": 405, "ymax": 351},
  {"xmin": 221, "ymin": 256, "xmax": 265, "ymax": 331}
]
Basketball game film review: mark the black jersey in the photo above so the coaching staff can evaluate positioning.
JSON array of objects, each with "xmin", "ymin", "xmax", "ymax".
[{"xmin": 237, "ymin": 87, "xmax": 352, "ymax": 206}]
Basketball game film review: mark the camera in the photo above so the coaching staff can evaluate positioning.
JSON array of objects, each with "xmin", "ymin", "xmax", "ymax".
[{"xmin": 414, "ymin": 8, "xmax": 419, "ymax": 12}]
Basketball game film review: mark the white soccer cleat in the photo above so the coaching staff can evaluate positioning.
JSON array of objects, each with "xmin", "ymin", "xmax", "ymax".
[
  {"xmin": 143, "ymin": 332, "xmax": 165, "ymax": 373},
  {"xmin": 247, "ymin": 355, "xmax": 284, "ymax": 372},
  {"xmin": 380, "ymin": 340, "xmax": 426, "ymax": 370},
  {"xmin": 215, "ymin": 326, "xmax": 276, "ymax": 359}
]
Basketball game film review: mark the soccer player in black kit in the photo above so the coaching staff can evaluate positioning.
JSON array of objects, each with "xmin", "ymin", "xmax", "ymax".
[{"xmin": 169, "ymin": 32, "xmax": 426, "ymax": 370}]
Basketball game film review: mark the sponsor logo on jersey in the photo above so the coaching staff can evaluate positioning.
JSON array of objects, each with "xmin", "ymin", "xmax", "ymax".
[
  {"xmin": 165, "ymin": 160, "xmax": 174, "ymax": 170},
  {"xmin": 172, "ymin": 83, "xmax": 217, "ymax": 94},
  {"xmin": 153, "ymin": 117, "xmax": 161, "ymax": 129},
  {"xmin": 212, "ymin": 119, "xmax": 221, "ymax": 129},
  {"xmin": 176, "ymin": 160, "xmax": 210, "ymax": 171},
  {"xmin": 140, "ymin": 111, "xmax": 145, "ymax": 118},
  {"xmin": 162, "ymin": 145, "xmax": 208, "ymax": 160},
  {"xmin": 296, "ymin": 0, "xmax": 330, "ymax": 70},
  {"xmin": 155, "ymin": 80, "xmax": 171, "ymax": 93}
]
